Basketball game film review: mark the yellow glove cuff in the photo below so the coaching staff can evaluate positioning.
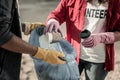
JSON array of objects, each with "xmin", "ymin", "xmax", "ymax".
[{"xmin": 33, "ymin": 48, "xmax": 46, "ymax": 60}]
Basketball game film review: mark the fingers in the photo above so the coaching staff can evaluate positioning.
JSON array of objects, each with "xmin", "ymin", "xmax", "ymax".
[
  {"xmin": 82, "ymin": 37, "xmax": 93, "ymax": 46},
  {"xmin": 44, "ymin": 23, "xmax": 54, "ymax": 33},
  {"xmin": 47, "ymin": 52, "xmax": 66, "ymax": 64},
  {"xmin": 44, "ymin": 20, "xmax": 60, "ymax": 34},
  {"xmin": 49, "ymin": 23, "xmax": 54, "ymax": 32},
  {"xmin": 58, "ymin": 29, "xmax": 63, "ymax": 37},
  {"xmin": 54, "ymin": 23, "xmax": 60, "ymax": 32},
  {"xmin": 82, "ymin": 36, "xmax": 97, "ymax": 47},
  {"xmin": 48, "ymin": 59, "xmax": 65, "ymax": 64},
  {"xmin": 56, "ymin": 58, "xmax": 66, "ymax": 64},
  {"xmin": 57, "ymin": 52, "xmax": 65, "ymax": 57},
  {"xmin": 55, "ymin": 52, "xmax": 66, "ymax": 64},
  {"xmin": 82, "ymin": 41, "xmax": 94, "ymax": 47}
]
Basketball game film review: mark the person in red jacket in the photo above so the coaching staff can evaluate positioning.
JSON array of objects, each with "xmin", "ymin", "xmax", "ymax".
[{"xmin": 44, "ymin": 0, "xmax": 120, "ymax": 80}]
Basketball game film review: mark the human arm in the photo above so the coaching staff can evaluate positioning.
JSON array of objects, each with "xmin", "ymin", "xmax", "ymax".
[
  {"xmin": 82, "ymin": 15, "xmax": 120, "ymax": 48},
  {"xmin": 1, "ymin": 35, "xmax": 65, "ymax": 64},
  {"xmin": 0, "ymin": 0, "xmax": 65, "ymax": 64},
  {"xmin": 82, "ymin": 31, "xmax": 120, "ymax": 48},
  {"xmin": 1, "ymin": 35, "xmax": 37, "ymax": 55},
  {"xmin": 44, "ymin": 19, "xmax": 63, "ymax": 35},
  {"xmin": 0, "ymin": 0, "xmax": 36, "ymax": 54},
  {"xmin": 44, "ymin": 0, "xmax": 67, "ymax": 34},
  {"xmin": 81, "ymin": 5, "xmax": 120, "ymax": 48}
]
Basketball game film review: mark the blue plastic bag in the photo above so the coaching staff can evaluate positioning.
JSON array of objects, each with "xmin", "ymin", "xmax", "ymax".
[{"xmin": 29, "ymin": 27, "xmax": 80, "ymax": 80}]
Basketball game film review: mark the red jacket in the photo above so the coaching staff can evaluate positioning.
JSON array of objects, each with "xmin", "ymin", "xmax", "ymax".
[{"xmin": 47, "ymin": 0, "xmax": 120, "ymax": 71}]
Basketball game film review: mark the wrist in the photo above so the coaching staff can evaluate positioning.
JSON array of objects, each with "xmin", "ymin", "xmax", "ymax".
[
  {"xmin": 33, "ymin": 48, "xmax": 46, "ymax": 60},
  {"xmin": 100, "ymin": 32, "xmax": 115, "ymax": 44},
  {"xmin": 32, "ymin": 47, "xmax": 38, "ymax": 56},
  {"xmin": 47, "ymin": 19, "xmax": 59, "ymax": 25}
]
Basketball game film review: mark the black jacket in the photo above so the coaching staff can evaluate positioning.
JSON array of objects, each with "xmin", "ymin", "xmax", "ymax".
[{"xmin": 0, "ymin": 0, "xmax": 22, "ymax": 80}]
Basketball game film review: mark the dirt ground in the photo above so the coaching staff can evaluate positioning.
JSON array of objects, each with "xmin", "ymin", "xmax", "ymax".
[{"xmin": 19, "ymin": 0, "xmax": 120, "ymax": 80}]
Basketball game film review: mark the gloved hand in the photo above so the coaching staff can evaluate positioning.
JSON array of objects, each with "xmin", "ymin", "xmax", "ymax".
[
  {"xmin": 44, "ymin": 19, "xmax": 62, "ymax": 35},
  {"xmin": 22, "ymin": 22, "xmax": 45, "ymax": 35},
  {"xmin": 33, "ymin": 48, "xmax": 66, "ymax": 64},
  {"xmin": 82, "ymin": 32, "xmax": 115, "ymax": 48}
]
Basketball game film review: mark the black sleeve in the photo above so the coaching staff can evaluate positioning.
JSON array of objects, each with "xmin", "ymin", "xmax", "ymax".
[{"xmin": 0, "ymin": 0, "xmax": 14, "ymax": 46}]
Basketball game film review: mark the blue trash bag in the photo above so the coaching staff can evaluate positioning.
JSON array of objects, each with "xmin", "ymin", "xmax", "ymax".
[{"xmin": 28, "ymin": 27, "xmax": 80, "ymax": 80}]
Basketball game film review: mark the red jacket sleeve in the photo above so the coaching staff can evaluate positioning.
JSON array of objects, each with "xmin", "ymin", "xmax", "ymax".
[{"xmin": 46, "ymin": 0, "xmax": 67, "ymax": 25}]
